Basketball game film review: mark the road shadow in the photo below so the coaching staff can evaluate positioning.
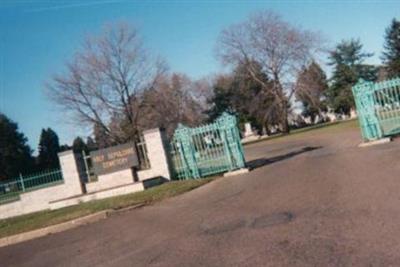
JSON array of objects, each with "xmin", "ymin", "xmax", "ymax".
[{"xmin": 246, "ymin": 146, "xmax": 321, "ymax": 170}]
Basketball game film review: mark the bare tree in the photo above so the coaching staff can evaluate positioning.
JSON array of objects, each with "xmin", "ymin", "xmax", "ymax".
[
  {"xmin": 47, "ymin": 24, "xmax": 166, "ymax": 143},
  {"xmin": 190, "ymin": 77, "xmax": 214, "ymax": 114},
  {"xmin": 137, "ymin": 73, "xmax": 206, "ymax": 137},
  {"xmin": 217, "ymin": 11, "xmax": 322, "ymax": 133}
]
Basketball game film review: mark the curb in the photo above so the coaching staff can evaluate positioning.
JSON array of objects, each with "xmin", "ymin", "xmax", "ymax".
[
  {"xmin": 358, "ymin": 137, "xmax": 391, "ymax": 147},
  {"xmin": 0, "ymin": 203, "xmax": 146, "ymax": 248},
  {"xmin": 0, "ymin": 210, "xmax": 110, "ymax": 248},
  {"xmin": 107, "ymin": 203, "xmax": 146, "ymax": 216},
  {"xmin": 223, "ymin": 168, "xmax": 250, "ymax": 177}
]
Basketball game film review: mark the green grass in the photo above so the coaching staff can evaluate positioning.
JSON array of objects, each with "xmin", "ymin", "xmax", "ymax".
[
  {"xmin": 244, "ymin": 119, "xmax": 359, "ymax": 146},
  {"xmin": 0, "ymin": 178, "xmax": 213, "ymax": 239}
]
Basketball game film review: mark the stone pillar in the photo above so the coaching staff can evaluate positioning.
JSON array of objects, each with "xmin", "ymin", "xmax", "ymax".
[
  {"xmin": 142, "ymin": 128, "xmax": 171, "ymax": 180},
  {"xmin": 58, "ymin": 150, "xmax": 85, "ymax": 196}
]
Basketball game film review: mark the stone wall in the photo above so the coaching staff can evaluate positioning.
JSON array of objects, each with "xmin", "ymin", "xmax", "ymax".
[
  {"xmin": 85, "ymin": 169, "xmax": 134, "ymax": 193},
  {"xmin": 50, "ymin": 182, "xmax": 145, "ymax": 210},
  {"xmin": 0, "ymin": 151, "xmax": 85, "ymax": 220},
  {"xmin": 0, "ymin": 128, "xmax": 172, "ymax": 219}
]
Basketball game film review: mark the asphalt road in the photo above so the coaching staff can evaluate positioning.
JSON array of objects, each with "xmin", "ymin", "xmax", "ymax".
[{"xmin": 2, "ymin": 124, "xmax": 400, "ymax": 266}]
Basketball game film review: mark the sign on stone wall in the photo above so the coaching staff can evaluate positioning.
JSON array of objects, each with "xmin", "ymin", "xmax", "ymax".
[{"xmin": 90, "ymin": 142, "xmax": 139, "ymax": 175}]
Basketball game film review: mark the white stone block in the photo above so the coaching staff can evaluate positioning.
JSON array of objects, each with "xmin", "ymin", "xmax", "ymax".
[
  {"xmin": 141, "ymin": 128, "xmax": 171, "ymax": 180},
  {"xmin": 85, "ymin": 169, "xmax": 134, "ymax": 193}
]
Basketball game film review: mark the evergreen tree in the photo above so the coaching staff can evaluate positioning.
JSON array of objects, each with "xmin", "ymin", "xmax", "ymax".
[
  {"xmin": 382, "ymin": 18, "xmax": 400, "ymax": 78},
  {"xmin": 59, "ymin": 144, "xmax": 71, "ymax": 152},
  {"xmin": 37, "ymin": 128, "xmax": 61, "ymax": 170},
  {"xmin": 206, "ymin": 62, "xmax": 276, "ymax": 132},
  {"xmin": 72, "ymin": 137, "xmax": 88, "ymax": 154},
  {"xmin": 295, "ymin": 61, "xmax": 328, "ymax": 123},
  {"xmin": 328, "ymin": 39, "xmax": 377, "ymax": 114},
  {"xmin": 86, "ymin": 137, "xmax": 98, "ymax": 151},
  {"xmin": 206, "ymin": 76, "xmax": 234, "ymax": 121},
  {"xmin": 0, "ymin": 113, "xmax": 34, "ymax": 180},
  {"xmin": 72, "ymin": 136, "xmax": 89, "ymax": 153}
]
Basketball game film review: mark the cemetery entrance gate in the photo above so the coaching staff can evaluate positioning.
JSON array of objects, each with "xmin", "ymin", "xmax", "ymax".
[
  {"xmin": 353, "ymin": 78, "xmax": 400, "ymax": 141},
  {"xmin": 169, "ymin": 113, "xmax": 246, "ymax": 179}
]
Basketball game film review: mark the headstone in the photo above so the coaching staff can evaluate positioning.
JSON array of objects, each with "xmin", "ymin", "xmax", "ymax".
[
  {"xmin": 350, "ymin": 109, "xmax": 357, "ymax": 119},
  {"xmin": 315, "ymin": 114, "xmax": 321, "ymax": 124},
  {"xmin": 304, "ymin": 116, "xmax": 312, "ymax": 125},
  {"xmin": 325, "ymin": 112, "xmax": 337, "ymax": 122},
  {"xmin": 241, "ymin": 122, "xmax": 261, "ymax": 144},
  {"xmin": 262, "ymin": 126, "xmax": 268, "ymax": 136},
  {"xmin": 243, "ymin": 122, "xmax": 254, "ymax": 137}
]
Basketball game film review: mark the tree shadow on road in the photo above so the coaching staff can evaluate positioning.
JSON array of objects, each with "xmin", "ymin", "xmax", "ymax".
[{"xmin": 246, "ymin": 146, "xmax": 321, "ymax": 170}]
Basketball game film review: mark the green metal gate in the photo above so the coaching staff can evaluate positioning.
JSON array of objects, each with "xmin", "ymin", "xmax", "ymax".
[
  {"xmin": 353, "ymin": 78, "xmax": 400, "ymax": 141},
  {"xmin": 169, "ymin": 112, "xmax": 246, "ymax": 179}
]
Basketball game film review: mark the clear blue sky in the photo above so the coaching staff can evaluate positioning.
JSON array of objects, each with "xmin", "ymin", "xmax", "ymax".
[{"xmin": 1, "ymin": 0, "xmax": 399, "ymax": 152}]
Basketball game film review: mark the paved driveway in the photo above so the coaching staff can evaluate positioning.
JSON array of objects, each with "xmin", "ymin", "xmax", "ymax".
[{"xmin": 2, "ymin": 125, "xmax": 400, "ymax": 266}]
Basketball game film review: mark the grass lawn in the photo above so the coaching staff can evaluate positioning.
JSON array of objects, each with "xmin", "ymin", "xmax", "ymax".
[
  {"xmin": 244, "ymin": 119, "xmax": 359, "ymax": 146},
  {"xmin": 0, "ymin": 178, "xmax": 213, "ymax": 239}
]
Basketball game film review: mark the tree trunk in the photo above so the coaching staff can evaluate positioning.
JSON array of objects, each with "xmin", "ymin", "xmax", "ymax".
[
  {"xmin": 272, "ymin": 73, "xmax": 290, "ymax": 134},
  {"xmin": 280, "ymin": 103, "xmax": 290, "ymax": 134}
]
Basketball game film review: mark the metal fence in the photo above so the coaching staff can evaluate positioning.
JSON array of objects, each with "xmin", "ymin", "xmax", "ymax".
[
  {"xmin": 136, "ymin": 135, "xmax": 151, "ymax": 170},
  {"xmin": 353, "ymin": 78, "xmax": 400, "ymax": 141},
  {"xmin": 0, "ymin": 169, "xmax": 63, "ymax": 204},
  {"xmin": 169, "ymin": 112, "xmax": 246, "ymax": 180},
  {"xmin": 82, "ymin": 150, "xmax": 96, "ymax": 183}
]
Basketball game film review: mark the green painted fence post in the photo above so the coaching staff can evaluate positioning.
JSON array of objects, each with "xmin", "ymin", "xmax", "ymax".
[
  {"xmin": 229, "ymin": 117, "xmax": 246, "ymax": 168},
  {"xmin": 175, "ymin": 124, "xmax": 200, "ymax": 179},
  {"xmin": 82, "ymin": 150, "xmax": 91, "ymax": 182},
  {"xmin": 217, "ymin": 112, "xmax": 246, "ymax": 170},
  {"xmin": 352, "ymin": 79, "xmax": 382, "ymax": 141},
  {"xmin": 177, "ymin": 140, "xmax": 191, "ymax": 179},
  {"xmin": 19, "ymin": 173, "xmax": 25, "ymax": 192}
]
